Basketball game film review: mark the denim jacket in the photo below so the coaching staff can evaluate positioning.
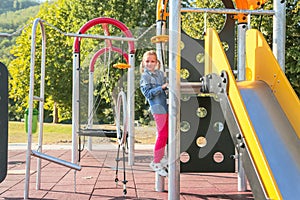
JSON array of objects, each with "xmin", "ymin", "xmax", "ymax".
[{"xmin": 140, "ymin": 69, "xmax": 168, "ymax": 114}]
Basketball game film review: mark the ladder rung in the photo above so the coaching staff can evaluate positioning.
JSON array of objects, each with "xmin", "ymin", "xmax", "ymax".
[
  {"xmin": 31, "ymin": 150, "xmax": 81, "ymax": 171},
  {"xmin": 33, "ymin": 96, "xmax": 44, "ymax": 102}
]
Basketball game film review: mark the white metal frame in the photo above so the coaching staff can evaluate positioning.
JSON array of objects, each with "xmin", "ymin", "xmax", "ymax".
[
  {"xmin": 24, "ymin": 18, "xmax": 138, "ymax": 199},
  {"xmin": 168, "ymin": 1, "xmax": 181, "ymax": 199},
  {"xmin": 24, "ymin": 18, "xmax": 46, "ymax": 199},
  {"xmin": 71, "ymin": 23, "xmax": 136, "ymax": 167},
  {"xmin": 127, "ymin": 53, "xmax": 135, "ymax": 165},
  {"xmin": 24, "ymin": 18, "xmax": 81, "ymax": 200}
]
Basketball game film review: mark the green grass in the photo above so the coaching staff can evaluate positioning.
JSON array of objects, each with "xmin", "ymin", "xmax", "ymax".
[
  {"xmin": 9, "ymin": 121, "xmax": 72, "ymax": 144},
  {"xmin": 8, "ymin": 121, "xmax": 157, "ymax": 144}
]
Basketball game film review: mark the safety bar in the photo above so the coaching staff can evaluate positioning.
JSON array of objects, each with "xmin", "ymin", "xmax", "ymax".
[
  {"xmin": 32, "ymin": 151, "xmax": 81, "ymax": 171},
  {"xmin": 180, "ymin": 82, "xmax": 203, "ymax": 94}
]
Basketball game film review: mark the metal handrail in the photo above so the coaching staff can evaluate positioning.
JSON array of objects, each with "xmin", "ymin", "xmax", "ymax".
[{"xmin": 181, "ymin": 7, "xmax": 275, "ymax": 15}]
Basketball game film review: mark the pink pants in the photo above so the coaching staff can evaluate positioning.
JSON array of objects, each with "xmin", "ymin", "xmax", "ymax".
[{"xmin": 153, "ymin": 113, "xmax": 168, "ymax": 163}]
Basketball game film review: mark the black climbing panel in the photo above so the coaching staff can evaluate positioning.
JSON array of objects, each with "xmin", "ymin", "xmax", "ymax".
[
  {"xmin": 0, "ymin": 62, "xmax": 8, "ymax": 183},
  {"xmin": 179, "ymin": 0, "xmax": 236, "ymax": 172}
]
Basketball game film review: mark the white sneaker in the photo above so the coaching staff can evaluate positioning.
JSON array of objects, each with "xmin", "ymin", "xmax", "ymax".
[
  {"xmin": 157, "ymin": 167, "xmax": 168, "ymax": 177},
  {"xmin": 160, "ymin": 157, "xmax": 168, "ymax": 168},
  {"xmin": 149, "ymin": 161, "xmax": 168, "ymax": 177}
]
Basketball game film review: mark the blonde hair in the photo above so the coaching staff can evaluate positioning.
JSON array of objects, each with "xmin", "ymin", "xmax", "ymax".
[{"xmin": 140, "ymin": 50, "xmax": 160, "ymax": 73}]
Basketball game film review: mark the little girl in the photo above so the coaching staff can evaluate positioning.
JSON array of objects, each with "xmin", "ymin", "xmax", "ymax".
[{"xmin": 140, "ymin": 50, "xmax": 168, "ymax": 177}]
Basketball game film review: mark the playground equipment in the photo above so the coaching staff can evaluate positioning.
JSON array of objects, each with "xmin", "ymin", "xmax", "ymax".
[
  {"xmin": 2, "ymin": 0, "xmax": 296, "ymax": 199},
  {"xmin": 81, "ymin": 31, "xmax": 130, "ymax": 151},
  {"xmin": 154, "ymin": 0, "xmax": 237, "ymax": 193},
  {"xmin": 72, "ymin": 18, "xmax": 135, "ymax": 195},
  {"xmin": 21, "ymin": 16, "xmax": 138, "ymax": 198},
  {"xmin": 201, "ymin": 27, "xmax": 300, "ymax": 200},
  {"xmin": 23, "ymin": 18, "xmax": 82, "ymax": 200},
  {"xmin": 81, "ymin": 46, "xmax": 129, "ymax": 151},
  {"xmin": 0, "ymin": 62, "xmax": 8, "ymax": 184},
  {"xmin": 72, "ymin": 17, "xmax": 136, "ymax": 168},
  {"xmin": 162, "ymin": 0, "xmax": 298, "ymax": 200}
]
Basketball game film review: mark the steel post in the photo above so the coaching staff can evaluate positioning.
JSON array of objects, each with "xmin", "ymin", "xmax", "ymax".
[
  {"xmin": 181, "ymin": 7, "xmax": 275, "ymax": 15},
  {"xmin": 72, "ymin": 53, "xmax": 80, "ymax": 165},
  {"xmin": 155, "ymin": 18, "xmax": 166, "ymax": 192},
  {"xmin": 24, "ymin": 18, "xmax": 46, "ymax": 200},
  {"xmin": 237, "ymin": 20, "xmax": 248, "ymax": 193},
  {"xmin": 168, "ymin": 0, "xmax": 181, "ymax": 199},
  {"xmin": 273, "ymin": 0, "xmax": 286, "ymax": 71},
  {"xmin": 127, "ymin": 53, "xmax": 135, "ymax": 165},
  {"xmin": 36, "ymin": 19, "xmax": 46, "ymax": 191},
  {"xmin": 237, "ymin": 24, "xmax": 247, "ymax": 84}
]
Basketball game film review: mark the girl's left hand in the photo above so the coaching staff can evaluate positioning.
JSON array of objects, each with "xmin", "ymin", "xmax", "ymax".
[{"xmin": 162, "ymin": 83, "xmax": 168, "ymax": 90}]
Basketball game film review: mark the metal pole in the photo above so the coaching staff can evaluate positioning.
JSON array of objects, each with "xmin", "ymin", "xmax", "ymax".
[
  {"xmin": 72, "ymin": 54, "xmax": 80, "ymax": 162},
  {"xmin": 0, "ymin": 33, "xmax": 12, "ymax": 37},
  {"xmin": 24, "ymin": 18, "xmax": 40, "ymax": 200},
  {"xmin": 273, "ymin": 0, "xmax": 286, "ymax": 71},
  {"xmin": 155, "ymin": 17, "xmax": 166, "ymax": 192},
  {"xmin": 237, "ymin": 23, "xmax": 248, "ymax": 191},
  {"xmin": 127, "ymin": 53, "xmax": 135, "ymax": 165},
  {"xmin": 71, "ymin": 52, "xmax": 80, "ymax": 193},
  {"xmin": 155, "ymin": 172, "xmax": 165, "ymax": 191},
  {"xmin": 65, "ymin": 33, "xmax": 137, "ymax": 42},
  {"xmin": 237, "ymin": 24, "xmax": 247, "ymax": 81},
  {"xmin": 31, "ymin": 151, "xmax": 81, "ymax": 170},
  {"xmin": 168, "ymin": 0, "xmax": 181, "ymax": 199},
  {"xmin": 181, "ymin": 7, "xmax": 275, "ymax": 15},
  {"xmin": 36, "ymin": 19, "xmax": 46, "ymax": 191}
]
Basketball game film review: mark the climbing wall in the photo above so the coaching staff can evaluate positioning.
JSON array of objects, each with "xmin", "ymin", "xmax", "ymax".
[{"xmin": 179, "ymin": 0, "xmax": 236, "ymax": 172}]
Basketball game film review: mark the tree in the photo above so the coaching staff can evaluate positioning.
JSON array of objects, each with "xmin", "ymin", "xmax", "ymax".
[
  {"xmin": 181, "ymin": 0, "xmax": 225, "ymax": 40},
  {"xmin": 9, "ymin": 0, "xmax": 157, "ymax": 123},
  {"xmin": 181, "ymin": 0, "xmax": 299, "ymax": 97},
  {"xmin": 250, "ymin": 0, "xmax": 300, "ymax": 96},
  {"xmin": 7, "ymin": 0, "xmax": 300, "ymax": 126},
  {"xmin": 0, "ymin": 5, "xmax": 40, "ymax": 69},
  {"xmin": 285, "ymin": 0, "xmax": 300, "ymax": 96},
  {"xmin": 0, "ymin": 0, "xmax": 39, "ymax": 14}
]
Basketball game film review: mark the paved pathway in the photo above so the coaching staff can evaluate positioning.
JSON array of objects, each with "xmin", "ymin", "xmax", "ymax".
[{"xmin": 0, "ymin": 144, "xmax": 254, "ymax": 199}]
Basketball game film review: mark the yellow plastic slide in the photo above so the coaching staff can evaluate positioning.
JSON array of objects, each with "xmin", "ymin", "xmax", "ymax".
[
  {"xmin": 245, "ymin": 29, "xmax": 300, "ymax": 137},
  {"xmin": 205, "ymin": 28, "xmax": 300, "ymax": 200}
]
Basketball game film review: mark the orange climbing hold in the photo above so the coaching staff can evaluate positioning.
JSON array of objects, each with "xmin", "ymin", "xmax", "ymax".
[
  {"xmin": 113, "ymin": 63, "xmax": 131, "ymax": 69},
  {"xmin": 151, "ymin": 35, "xmax": 169, "ymax": 43}
]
